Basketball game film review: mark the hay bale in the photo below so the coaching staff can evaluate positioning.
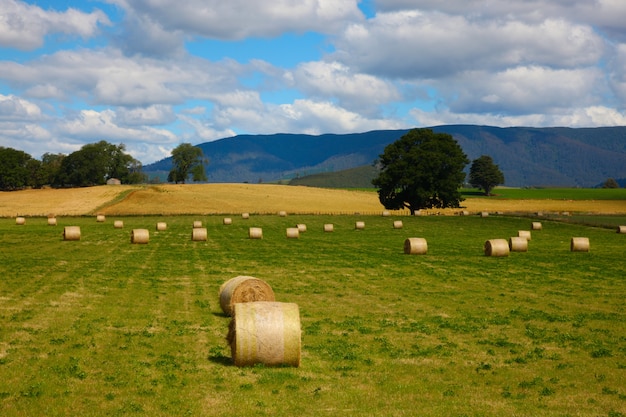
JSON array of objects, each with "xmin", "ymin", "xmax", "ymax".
[
  {"xmin": 323, "ymin": 223, "xmax": 334, "ymax": 232},
  {"xmin": 47, "ymin": 217, "xmax": 57, "ymax": 226},
  {"xmin": 191, "ymin": 227, "xmax": 208, "ymax": 241},
  {"xmin": 131, "ymin": 229, "xmax": 149, "ymax": 244},
  {"xmin": 278, "ymin": 210, "xmax": 287, "ymax": 217},
  {"xmin": 532, "ymin": 222, "xmax": 542, "ymax": 230},
  {"xmin": 571, "ymin": 237, "xmax": 590, "ymax": 252},
  {"xmin": 355, "ymin": 221, "xmax": 365, "ymax": 230},
  {"xmin": 518, "ymin": 230, "xmax": 531, "ymax": 240},
  {"xmin": 228, "ymin": 301, "xmax": 301, "ymax": 367},
  {"xmin": 219, "ymin": 275, "xmax": 276, "ymax": 316},
  {"xmin": 193, "ymin": 220, "xmax": 202, "ymax": 228},
  {"xmin": 114, "ymin": 220, "xmax": 124, "ymax": 229},
  {"xmin": 15, "ymin": 217, "xmax": 25, "ymax": 225},
  {"xmin": 156, "ymin": 222, "xmax": 167, "ymax": 231},
  {"xmin": 404, "ymin": 237, "xmax": 428, "ymax": 255},
  {"xmin": 249, "ymin": 227, "xmax": 263, "ymax": 239},
  {"xmin": 223, "ymin": 217, "xmax": 232, "ymax": 225},
  {"xmin": 63, "ymin": 226, "xmax": 81, "ymax": 241},
  {"xmin": 382, "ymin": 210, "xmax": 390, "ymax": 217},
  {"xmin": 286, "ymin": 227, "xmax": 300, "ymax": 239},
  {"xmin": 242, "ymin": 213, "xmax": 250, "ymax": 219},
  {"xmin": 480, "ymin": 211, "xmax": 489, "ymax": 218},
  {"xmin": 617, "ymin": 225, "xmax": 626, "ymax": 234},
  {"xmin": 484, "ymin": 239, "xmax": 509, "ymax": 257},
  {"xmin": 393, "ymin": 220, "xmax": 403, "ymax": 229},
  {"xmin": 460, "ymin": 210, "xmax": 470, "ymax": 216},
  {"xmin": 509, "ymin": 236, "xmax": 528, "ymax": 252},
  {"xmin": 296, "ymin": 224, "xmax": 307, "ymax": 233},
  {"xmin": 96, "ymin": 214, "xmax": 105, "ymax": 222}
]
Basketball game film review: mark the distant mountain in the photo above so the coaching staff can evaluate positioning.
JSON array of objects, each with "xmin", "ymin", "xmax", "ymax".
[{"xmin": 143, "ymin": 125, "xmax": 626, "ymax": 187}]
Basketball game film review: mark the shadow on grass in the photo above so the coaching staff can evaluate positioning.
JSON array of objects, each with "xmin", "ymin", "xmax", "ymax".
[{"xmin": 208, "ymin": 354, "xmax": 233, "ymax": 366}]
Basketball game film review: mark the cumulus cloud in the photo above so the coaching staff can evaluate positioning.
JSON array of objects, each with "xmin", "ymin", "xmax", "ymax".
[
  {"xmin": 0, "ymin": 94, "xmax": 42, "ymax": 121},
  {"xmin": 0, "ymin": 0, "xmax": 110, "ymax": 50}
]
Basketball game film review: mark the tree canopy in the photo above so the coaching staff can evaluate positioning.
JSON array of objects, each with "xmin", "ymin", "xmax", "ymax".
[
  {"xmin": 372, "ymin": 128, "xmax": 469, "ymax": 214},
  {"xmin": 468, "ymin": 155, "xmax": 505, "ymax": 196},
  {"xmin": 168, "ymin": 143, "xmax": 208, "ymax": 183}
]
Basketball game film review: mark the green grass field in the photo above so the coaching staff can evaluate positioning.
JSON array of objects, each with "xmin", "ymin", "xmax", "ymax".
[{"xmin": 1, "ymin": 214, "xmax": 625, "ymax": 416}]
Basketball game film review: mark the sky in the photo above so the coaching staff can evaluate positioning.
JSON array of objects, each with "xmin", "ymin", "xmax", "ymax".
[{"xmin": 1, "ymin": 0, "xmax": 626, "ymax": 165}]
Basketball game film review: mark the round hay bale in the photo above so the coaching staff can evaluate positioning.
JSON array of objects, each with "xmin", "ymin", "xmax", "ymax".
[
  {"xmin": 355, "ymin": 221, "xmax": 365, "ymax": 230},
  {"xmin": 193, "ymin": 220, "xmax": 202, "ymax": 228},
  {"xmin": 286, "ymin": 227, "xmax": 300, "ymax": 239},
  {"xmin": 393, "ymin": 220, "xmax": 403, "ymax": 229},
  {"xmin": 532, "ymin": 222, "xmax": 542, "ymax": 230},
  {"xmin": 480, "ymin": 211, "xmax": 489, "ymax": 218},
  {"xmin": 96, "ymin": 214, "xmax": 105, "ymax": 222},
  {"xmin": 219, "ymin": 275, "xmax": 276, "ymax": 316},
  {"xmin": 191, "ymin": 227, "xmax": 208, "ymax": 241},
  {"xmin": 114, "ymin": 220, "xmax": 124, "ymax": 229},
  {"xmin": 460, "ymin": 210, "xmax": 470, "ymax": 216},
  {"xmin": 278, "ymin": 210, "xmax": 287, "ymax": 217},
  {"xmin": 63, "ymin": 226, "xmax": 81, "ymax": 241},
  {"xmin": 571, "ymin": 237, "xmax": 590, "ymax": 252},
  {"xmin": 296, "ymin": 224, "xmax": 307, "ymax": 233},
  {"xmin": 484, "ymin": 239, "xmax": 510, "ymax": 257},
  {"xmin": 404, "ymin": 237, "xmax": 427, "ymax": 255},
  {"xmin": 617, "ymin": 225, "xmax": 626, "ymax": 234},
  {"xmin": 47, "ymin": 217, "xmax": 57, "ymax": 226},
  {"xmin": 382, "ymin": 210, "xmax": 390, "ymax": 217},
  {"xmin": 249, "ymin": 227, "xmax": 263, "ymax": 239},
  {"xmin": 323, "ymin": 223, "xmax": 334, "ymax": 232},
  {"xmin": 242, "ymin": 212, "xmax": 250, "ymax": 219},
  {"xmin": 223, "ymin": 217, "xmax": 232, "ymax": 225},
  {"xmin": 156, "ymin": 222, "xmax": 167, "ymax": 231},
  {"xmin": 518, "ymin": 230, "xmax": 531, "ymax": 240},
  {"xmin": 228, "ymin": 301, "xmax": 301, "ymax": 367},
  {"xmin": 509, "ymin": 236, "xmax": 528, "ymax": 252},
  {"xmin": 131, "ymin": 229, "xmax": 149, "ymax": 244},
  {"xmin": 15, "ymin": 217, "xmax": 25, "ymax": 225}
]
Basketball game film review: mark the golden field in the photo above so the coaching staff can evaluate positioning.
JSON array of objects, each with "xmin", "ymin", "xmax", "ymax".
[{"xmin": 1, "ymin": 184, "xmax": 625, "ymax": 217}]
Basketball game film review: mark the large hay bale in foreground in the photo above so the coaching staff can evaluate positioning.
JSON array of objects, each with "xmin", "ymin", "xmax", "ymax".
[
  {"xmin": 617, "ymin": 225, "xmax": 626, "ymax": 234},
  {"xmin": 323, "ymin": 223, "xmax": 334, "ymax": 232},
  {"xmin": 114, "ymin": 220, "xmax": 124, "ymax": 229},
  {"xmin": 404, "ymin": 238, "xmax": 428, "ymax": 255},
  {"xmin": 219, "ymin": 275, "xmax": 276, "ymax": 316},
  {"xmin": 228, "ymin": 302, "xmax": 301, "ymax": 367},
  {"xmin": 509, "ymin": 236, "xmax": 528, "ymax": 252},
  {"xmin": 532, "ymin": 222, "xmax": 542, "ymax": 230},
  {"xmin": 571, "ymin": 237, "xmax": 590, "ymax": 252},
  {"xmin": 131, "ymin": 229, "xmax": 149, "ymax": 244},
  {"xmin": 484, "ymin": 239, "xmax": 509, "ymax": 257},
  {"xmin": 191, "ymin": 227, "xmax": 207, "ymax": 241},
  {"xmin": 249, "ymin": 227, "xmax": 263, "ymax": 239},
  {"xmin": 286, "ymin": 227, "xmax": 300, "ymax": 239},
  {"xmin": 63, "ymin": 226, "xmax": 81, "ymax": 241},
  {"xmin": 518, "ymin": 230, "xmax": 531, "ymax": 240},
  {"xmin": 15, "ymin": 217, "xmax": 25, "ymax": 225},
  {"xmin": 156, "ymin": 222, "xmax": 167, "ymax": 231}
]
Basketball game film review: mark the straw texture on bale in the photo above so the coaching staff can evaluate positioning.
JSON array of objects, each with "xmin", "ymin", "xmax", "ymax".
[
  {"xmin": 156, "ymin": 222, "xmax": 167, "ymax": 231},
  {"xmin": 228, "ymin": 301, "xmax": 301, "ymax": 367},
  {"xmin": 355, "ymin": 221, "xmax": 365, "ymax": 230},
  {"xmin": 518, "ymin": 230, "xmax": 531, "ymax": 240},
  {"xmin": 219, "ymin": 275, "xmax": 276, "ymax": 316},
  {"xmin": 242, "ymin": 213, "xmax": 250, "ymax": 219},
  {"xmin": 571, "ymin": 237, "xmax": 590, "ymax": 252},
  {"xmin": 191, "ymin": 227, "xmax": 208, "ymax": 241},
  {"xmin": 617, "ymin": 225, "xmax": 626, "ymax": 234},
  {"xmin": 193, "ymin": 220, "xmax": 202, "ymax": 228},
  {"xmin": 296, "ymin": 224, "xmax": 306, "ymax": 233},
  {"xmin": 509, "ymin": 236, "xmax": 528, "ymax": 252},
  {"xmin": 63, "ymin": 226, "xmax": 81, "ymax": 241},
  {"xmin": 286, "ymin": 227, "xmax": 300, "ymax": 239},
  {"xmin": 249, "ymin": 227, "xmax": 263, "ymax": 239},
  {"xmin": 484, "ymin": 239, "xmax": 510, "ymax": 257},
  {"xmin": 393, "ymin": 220, "xmax": 403, "ymax": 229},
  {"xmin": 131, "ymin": 229, "xmax": 149, "ymax": 244},
  {"xmin": 114, "ymin": 220, "xmax": 124, "ymax": 229},
  {"xmin": 96, "ymin": 214, "xmax": 105, "ymax": 222},
  {"xmin": 15, "ymin": 217, "xmax": 25, "ymax": 225},
  {"xmin": 223, "ymin": 217, "xmax": 232, "ymax": 225},
  {"xmin": 323, "ymin": 223, "xmax": 334, "ymax": 232},
  {"xmin": 47, "ymin": 217, "xmax": 57, "ymax": 226},
  {"xmin": 404, "ymin": 237, "xmax": 428, "ymax": 255}
]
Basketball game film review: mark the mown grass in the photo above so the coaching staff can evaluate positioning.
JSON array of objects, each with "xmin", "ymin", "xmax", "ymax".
[
  {"xmin": 1, "ymin": 214, "xmax": 625, "ymax": 416},
  {"xmin": 462, "ymin": 187, "xmax": 626, "ymax": 200}
]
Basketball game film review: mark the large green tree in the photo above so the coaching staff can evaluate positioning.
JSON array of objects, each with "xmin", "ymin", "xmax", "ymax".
[
  {"xmin": 372, "ymin": 128, "xmax": 469, "ymax": 215},
  {"xmin": 468, "ymin": 155, "xmax": 505, "ymax": 196},
  {"xmin": 168, "ymin": 143, "xmax": 207, "ymax": 184},
  {"xmin": 0, "ymin": 147, "xmax": 38, "ymax": 190}
]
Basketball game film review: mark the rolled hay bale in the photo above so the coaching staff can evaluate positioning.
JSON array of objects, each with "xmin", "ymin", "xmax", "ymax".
[
  {"xmin": 114, "ymin": 220, "xmax": 124, "ymax": 229},
  {"xmin": 393, "ymin": 220, "xmax": 403, "ymax": 229},
  {"xmin": 223, "ymin": 217, "xmax": 232, "ymax": 225},
  {"xmin": 509, "ymin": 236, "xmax": 528, "ymax": 252},
  {"xmin": 617, "ymin": 225, "xmax": 626, "ymax": 234},
  {"xmin": 480, "ymin": 211, "xmax": 489, "ymax": 218},
  {"xmin": 193, "ymin": 220, "xmax": 202, "ymax": 228},
  {"xmin": 228, "ymin": 301, "xmax": 301, "ymax": 367},
  {"xmin": 191, "ymin": 227, "xmax": 208, "ymax": 241},
  {"xmin": 278, "ymin": 210, "xmax": 287, "ymax": 217},
  {"xmin": 219, "ymin": 275, "xmax": 276, "ymax": 316},
  {"xmin": 518, "ymin": 230, "xmax": 531, "ymax": 241},
  {"xmin": 242, "ymin": 212, "xmax": 250, "ymax": 219},
  {"xmin": 484, "ymin": 239, "xmax": 510, "ymax": 257},
  {"xmin": 571, "ymin": 237, "xmax": 590, "ymax": 252},
  {"xmin": 47, "ymin": 217, "xmax": 57, "ymax": 226},
  {"xmin": 63, "ymin": 226, "xmax": 81, "ymax": 241},
  {"xmin": 249, "ymin": 227, "xmax": 263, "ymax": 239},
  {"xmin": 286, "ymin": 227, "xmax": 300, "ymax": 239},
  {"xmin": 404, "ymin": 237, "xmax": 428, "ymax": 255},
  {"xmin": 296, "ymin": 223, "xmax": 307, "ymax": 233},
  {"xmin": 15, "ymin": 217, "xmax": 25, "ymax": 225},
  {"xmin": 323, "ymin": 223, "xmax": 334, "ymax": 232},
  {"xmin": 460, "ymin": 210, "xmax": 470, "ymax": 216},
  {"xmin": 532, "ymin": 221, "xmax": 542, "ymax": 231},
  {"xmin": 96, "ymin": 214, "xmax": 105, "ymax": 222},
  {"xmin": 156, "ymin": 222, "xmax": 167, "ymax": 231},
  {"xmin": 131, "ymin": 229, "xmax": 149, "ymax": 244},
  {"xmin": 355, "ymin": 221, "xmax": 365, "ymax": 230},
  {"xmin": 382, "ymin": 210, "xmax": 390, "ymax": 217}
]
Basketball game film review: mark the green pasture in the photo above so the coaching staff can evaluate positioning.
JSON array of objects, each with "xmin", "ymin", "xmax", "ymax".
[
  {"xmin": 1, "ymin": 214, "xmax": 625, "ymax": 416},
  {"xmin": 463, "ymin": 187, "xmax": 626, "ymax": 200}
]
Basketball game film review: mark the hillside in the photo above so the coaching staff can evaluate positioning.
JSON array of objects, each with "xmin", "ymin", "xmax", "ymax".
[{"xmin": 143, "ymin": 125, "xmax": 626, "ymax": 187}]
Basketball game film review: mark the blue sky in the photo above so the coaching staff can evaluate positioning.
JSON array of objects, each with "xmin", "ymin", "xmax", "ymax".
[{"xmin": 1, "ymin": 0, "xmax": 625, "ymax": 164}]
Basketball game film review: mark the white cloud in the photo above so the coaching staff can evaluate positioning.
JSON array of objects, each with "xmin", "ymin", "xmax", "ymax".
[{"xmin": 0, "ymin": 94, "xmax": 42, "ymax": 120}]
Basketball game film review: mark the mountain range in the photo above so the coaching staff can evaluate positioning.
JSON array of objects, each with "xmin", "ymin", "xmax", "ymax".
[{"xmin": 143, "ymin": 125, "xmax": 626, "ymax": 188}]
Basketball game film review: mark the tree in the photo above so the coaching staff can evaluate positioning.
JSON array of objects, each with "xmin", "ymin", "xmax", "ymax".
[
  {"xmin": 168, "ymin": 143, "xmax": 207, "ymax": 184},
  {"xmin": 372, "ymin": 128, "xmax": 469, "ymax": 215},
  {"xmin": 0, "ymin": 147, "xmax": 36, "ymax": 190},
  {"xmin": 469, "ymin": 155, "xmax": 505, "ymax": 196},
  {"xmin": 602, "ymin": 178, "xmax": 620, "ymax": 188}
]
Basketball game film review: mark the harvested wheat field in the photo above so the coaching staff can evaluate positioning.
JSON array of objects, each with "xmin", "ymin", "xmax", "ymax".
[{"xmin": 1, "ymin": 184, "xmax": 625, "ymax": 217}]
